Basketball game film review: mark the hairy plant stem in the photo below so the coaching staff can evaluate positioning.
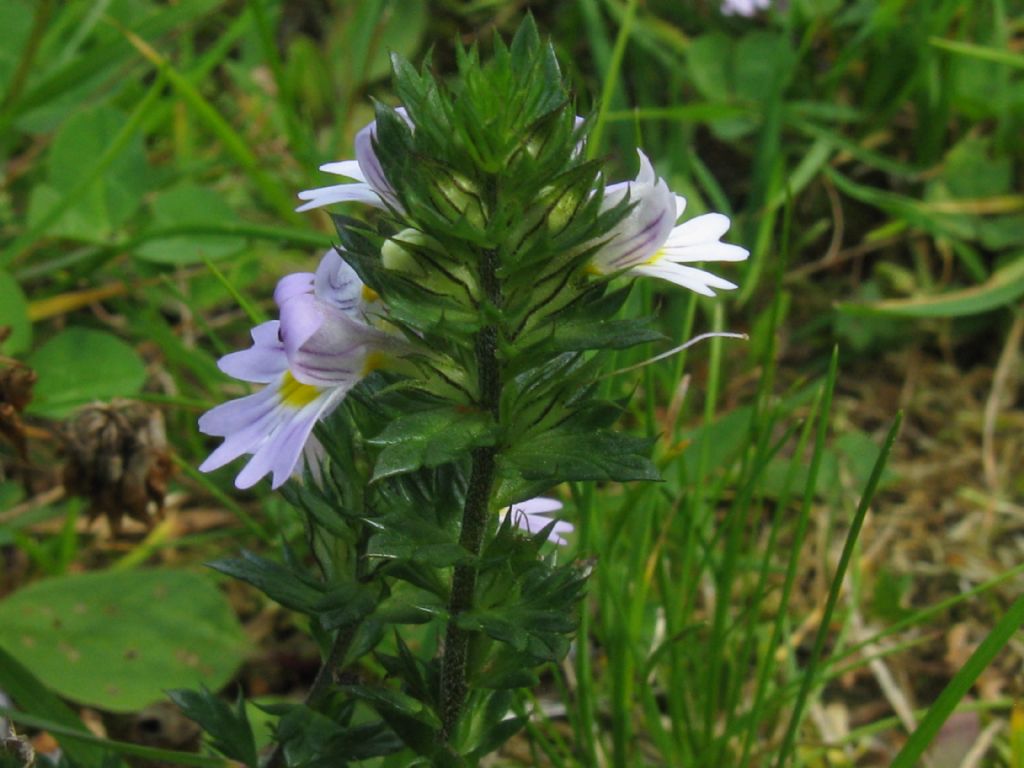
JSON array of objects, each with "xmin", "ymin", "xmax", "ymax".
[{"xmin": 440, "ymin": 245, "xmax": 501, "ymax": 745}]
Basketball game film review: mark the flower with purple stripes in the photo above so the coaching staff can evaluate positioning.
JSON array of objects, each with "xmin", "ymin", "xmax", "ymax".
[
  {"xmin": 590, "ymin": 150, "xmax": 748, "ymax": 295},
  {"xmin": 296, "ymin": 108, "xmax": 411, "ymax": 213},
  {"xmin": 503, "ymin": 497, "xmax": 573, "ymax": 546},
  {"xmin": 199, "ymin": 249, "xmax": 399, "ymax": 489}
]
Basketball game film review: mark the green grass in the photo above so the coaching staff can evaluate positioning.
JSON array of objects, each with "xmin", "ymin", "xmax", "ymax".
[{"xmin": 1, "ymin": 1, "xmax": 1022, "ymax": 766}]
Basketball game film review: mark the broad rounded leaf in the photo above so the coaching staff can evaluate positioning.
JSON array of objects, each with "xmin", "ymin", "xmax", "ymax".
[
  {"xmin": 27, "ymin": 328, "xmax": 147, "ymax": 418},
  {"xmin": 136, "ymin": 183, "xmax": 246, "ymax": 264},
  {"xmin": 0, "ymin": 569, "xmax": 249, "ymax": 713},
  {"xmin": 27, "ymin": 104, "xmax": 149, "ymax": 241}
]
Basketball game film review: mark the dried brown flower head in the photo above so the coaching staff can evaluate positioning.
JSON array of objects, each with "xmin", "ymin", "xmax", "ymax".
[
  {"xmin": 62, "ymin": 401, "xmax": 173, "ymax": 533},
  {"xmin": 0, "ymin": 355, "xmax": 37, "ymax": 465}
]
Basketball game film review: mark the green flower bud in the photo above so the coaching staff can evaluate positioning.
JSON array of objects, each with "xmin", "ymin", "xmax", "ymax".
[
  {"xmin": 429, "ymin": 169, "xmax": 486, "ymax": 229},
  {"xmin": 381, "ymin": 228, "xmax": 430, "ymax": 276}
]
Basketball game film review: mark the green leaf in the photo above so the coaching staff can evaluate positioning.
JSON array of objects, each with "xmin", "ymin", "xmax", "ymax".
[
  {"xmin": 207, "ymin": 550, "xmax": 325, "ymax": 614},
  {"xmin": 168, "ymin": 688, "xmax": 257, "ymax": 768},
  {"xmin": 501, "ymin": 428, "xmax": 659, "ymax": 486},
  {"xmin": 929, "ymin": 36, "xmax": 1024, "ymax": 70},
  {"xmin": 521, "ymin": 316, "xmax": 664, "ymax": 355},
  {"xmin": 0, "ymin": 569, "xmax": 248, "ymax": 713},
  {"xmin": 734, "ymin": 32, "xmax": 797, "ymax": 104},
  {"xmin": 0, "ymin": 270, "xmax": 30, "ymax": 355},
  {"xmin": 0, "ymin": 0, "xmax": 33, "ymax": 89},
  {"xmin": 270, "ymin": 703, "xmax": 403, "ymax": 763},
  {"xmin": 367, "ymin": 515, "xmax": 470, "ymax": 569},
  {"xmin": 685, "ymin": 35, "xmax": 732, "ymax": 100},
  {"xmin": 136, "ymin": 183, "xmax": 247, "ymax": 264},
  {"xmin": 27, "ymin": 104, "xmax": 149, "ymax": 241},
  {"xmin": 838, "ymin": 255, "xmax": 1024, "ymax": 318},
  {"xmin": 369, "ymin": 407, "xmax": 497, "ymax": 481},
  {"xmin": 0, "ymin": 708, "xmax": 219, "ymax": 768},
  {"xmin": 316, "ymin": 582, "xmax": 379, "ymax": 630},
  {"xmin": 892, "ymin": 570, "xmax": 1024, "ymax": 766},
  {"xmin": 356, "ymin": 0, "xmax": 428, "ymax": 83},
  {"xmin": 26, "ymin": 328, "xmax": 146, "ymax": 418},
  {"xmin": 0, "ymin": 647, "xmax": 113, "ymax": 768}
]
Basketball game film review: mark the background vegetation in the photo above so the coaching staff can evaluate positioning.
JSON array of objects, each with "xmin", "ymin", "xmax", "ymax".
[{"xmin": 0, "ymin": 0, "xmax": 1022, "ymax": 766}]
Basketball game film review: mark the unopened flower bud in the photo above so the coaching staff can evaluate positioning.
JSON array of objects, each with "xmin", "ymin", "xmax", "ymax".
[
  {"xmin": 382, "ymin": 229, "xmax": 430, "ymax": 276},
  {"xmin": 429, "ymin": 170, "xmax": 486, "ymax": 228}
]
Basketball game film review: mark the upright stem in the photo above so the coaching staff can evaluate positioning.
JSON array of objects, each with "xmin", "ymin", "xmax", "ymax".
[
  {"xmin": 440, "ymin": 246, "xmax": 501, "ymax": 744},
  {"xmin": 263, "ymin": 623, "xmax": 357, "ymax": 768}
]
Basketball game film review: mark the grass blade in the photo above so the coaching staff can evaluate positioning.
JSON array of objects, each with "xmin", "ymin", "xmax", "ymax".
[
  {"xmin": 890, "ymin": 589, "xmax": 1024, "ymax": 767},
  {"xmin": 775, "ymin": 411, "xmax": 903, "ymax": 767}
]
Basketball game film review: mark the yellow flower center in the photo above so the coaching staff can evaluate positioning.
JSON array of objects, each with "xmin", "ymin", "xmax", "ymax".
[
  {"xmin": 279, "ymin": 371, "xmax": 321, "ymax": 408},
  {"xmin": 361, "ymin": 351, "xmax": 389, "ymax": 376},
  {"xmin": 361, "ymin": 285, "xmax": 380, "ymax": 303},
  {"xmin": 644, "ymin": 247, "xmax": 666, "ymax": 266}
]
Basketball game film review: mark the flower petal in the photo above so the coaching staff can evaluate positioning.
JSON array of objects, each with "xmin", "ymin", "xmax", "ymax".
[
  {"xmin": 218, "ymin": 321, "xmax": 287, "ymax": 384},
  {"xmin": 198, "ymin": 384, "xmax": 280, "ymax": 438},
  {"xmin": 592, "ymin": 151, "xmax": 677, "ymax": 272},
  {"xmin": 279, "ymin": 294, "xmax": 375, "ymax": 387},
  {"xmin": 666, "ymin": 212, "xmax": 732, "ymax": 248},
  {"xmin": 278, "ymin": 292, "xmax": 327, "ymax": 358},
  {"xmin": 632, "ymin": 262, "xmax": 738, "ymax": 295},
  {"xmin": 354, "ymin": 106, "xmax": 411, "ymax": 205},
  {"xmin": 660, "ymin": 242, "xmax": 750, "ymax": 264},
  {"xmin": 511, "ymin": 497, "xmax": 563, "ymax": 515},
  {"xmin": 274, "ymin": 272, "xmax": 315, "ymax": 306},
  {"xmin": 314, "ymin": 249, "xmax": 364, "ymax": 316},
  {"xmin": 674, "ymin": 194, "xmax": 687, "ymax": 220},
  {"xmin": 319, "ymin": 160, "xmax": 365, "ymax": 180},
  {"xmin": 295, "ymin": 182, "xmax": 386, "ymax": 212},
  {"xmin": 200, "ymin": 368, "xmax": 353, "ymax": 490}
]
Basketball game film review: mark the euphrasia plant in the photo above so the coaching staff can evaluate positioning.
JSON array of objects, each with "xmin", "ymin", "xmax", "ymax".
[{"xmin": 183, "ymin": 18, "xmax": 747, "ymax": 767}]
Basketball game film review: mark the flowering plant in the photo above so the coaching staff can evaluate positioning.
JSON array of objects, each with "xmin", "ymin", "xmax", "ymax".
[{"xmin": 184, "ymin": 18, "xmax": 745, "ymax": 766}]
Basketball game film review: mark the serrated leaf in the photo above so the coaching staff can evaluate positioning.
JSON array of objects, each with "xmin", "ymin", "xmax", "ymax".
[
  {"xmin": 168, "ymin": 688, "xmax": 257, "ymax": 767},
  {"xmin": 369, "ymin": 407, "xmax": 496, "ymax": 481},
  {"xmin": 316, "ymin": 582, "xmax": 379, "ymax": 630},
  {"xmin": 341, "ymin": 685, "xmax": 440, "ymax": 728},
  {"xmin": 207, "ymin": 550, "xmax": 324, "ymax": 613},
  {"xmin": 271, "ymin": 703, "xmax": 403, "ymax": 763},
  {"xmin": 367, "ymin": 516, "xmax": 470, "ymax": 569},
  {"xmin": 543, "ymin": 317, "xmax": 664, "ymax": 352},
  {"xmin": 501, "ymin": 428, "xmax": 659, "ymax": 486}
]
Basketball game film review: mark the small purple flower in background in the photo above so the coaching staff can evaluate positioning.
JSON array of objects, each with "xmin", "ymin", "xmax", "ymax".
[
  {"xmin": 721, "ymin": 0, "xmax": 771, "ymax": 16},
  {"xmin": 296, "ymin": 108, "xmax": 411, "ymax": 213},
  {"xmin": 589, "ymin": 150, "xmax": 748, "ymax": 295},
  {"xmin": 503, "ymin": 497, "xmax": 574, "ymax": 546},
  {"xmin": 199, "ymin": 249, "xmax": 399, "ymax": 489}
]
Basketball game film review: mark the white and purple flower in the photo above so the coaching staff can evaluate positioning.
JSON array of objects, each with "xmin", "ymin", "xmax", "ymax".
[
  {"xmin": 199, "ymin": 249, "xmax": 399, "ymax": 489},
  {"xmin": 296, "ymin": 108, "xmax": 411, "ymax": 213},
  {"xmin": 721, "ymin": 0, "xmax": 771, "ymax": 17},
  {"xmin": 590, "ymin": 150, "xmax": 748, "ymax": 296},
  {"xmin": 502, "ymin": 497, "xmax": 573, "ymax": 546}
]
